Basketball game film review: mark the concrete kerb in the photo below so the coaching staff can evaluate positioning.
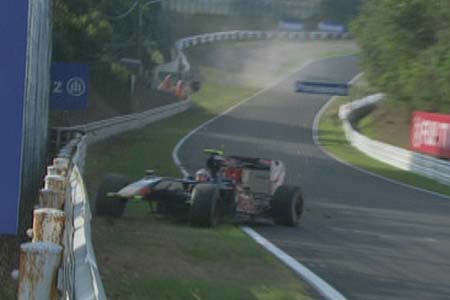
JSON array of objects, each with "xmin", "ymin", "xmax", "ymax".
[{"xmin": 172, "ymin": 56, "xmax": 355, "ymax": 300}]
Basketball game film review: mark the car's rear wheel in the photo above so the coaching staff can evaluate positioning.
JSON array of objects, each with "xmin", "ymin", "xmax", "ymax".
[
  {"xmin": 95, "ymin": 173, "xmax": 130, "ymax": 218},
  {"xmin": 271, "ymin": 185, "xmax": 304, "ymax": 226},
  {"xmin": 190, "ymin": 184, "xmax": 220, "ymax": 227}
]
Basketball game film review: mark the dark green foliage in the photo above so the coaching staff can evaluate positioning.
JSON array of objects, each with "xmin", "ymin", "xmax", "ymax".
[
  {"xmin": 53, "ymin": 0, "xmax": 168, "ymax": 109},
  {"xmin": 352, "ymin": 0, "xmax": 450, "ymax": 112},
  {"xmin": 320, "ymin": 0, "xmax": 363, "ymax": 25},
  {"xmin": 53, "ymin": 0, "xmax": 113, "ymax": 62},
  {"xmin": 91, "ymin": 61, "xmax": 132, "ymax": 113},
  {"xmin": 53, "ymin": 0, "xmax": 165, "ymax": 64}
]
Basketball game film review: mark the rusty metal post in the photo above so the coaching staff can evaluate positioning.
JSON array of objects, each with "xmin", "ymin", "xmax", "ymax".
[
  {"xmin": 44, "ymin": 175, "xmax": 65, "ymax": 209},
  {"xmin": 39, "ymin": 189, "xmax": 61, "ymax": 209},
  {"xmin": 48, "ymin": 162, "xmax": 68, "ymax": 177},
  {"xmin": 17, "ymin": 242, "xmax": 63, "ymax": 300},
  {"xmin": 44, "ymin": 174, "xmax": 65, "ymax": 190},
  {"xmin": 32, "ymin": 208, "xmax": 66, "ymax": 245},
  {"xmin": 47, "ymin": 166, "xmax": 60, "ymax": 176},
  {"xmin": 53, "ymin": 157, "xmax": 70, "ymax": 175}
]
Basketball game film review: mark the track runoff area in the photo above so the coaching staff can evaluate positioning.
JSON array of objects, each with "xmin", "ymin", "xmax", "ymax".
[{"xmin": 175, "ymin": 55, "xmax": 450, "ymax": 300}]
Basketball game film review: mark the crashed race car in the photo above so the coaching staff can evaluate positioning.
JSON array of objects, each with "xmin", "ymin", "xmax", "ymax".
[{"xmin": 95, "ymin": 149, "xmax": 304, "ymax": 227}]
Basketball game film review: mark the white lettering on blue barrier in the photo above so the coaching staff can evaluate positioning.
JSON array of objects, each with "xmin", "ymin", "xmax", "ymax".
[
  {"xmin": 52, "ymin": 81, "xmax": 63, "ymax": 94},
  {"xmin": 66, "ymin": 77, "xmax": 86, "ymax": 97}
]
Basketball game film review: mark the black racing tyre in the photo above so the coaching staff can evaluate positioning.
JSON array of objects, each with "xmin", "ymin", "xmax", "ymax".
[
  {"xmin": 190, "ymin": 184, "xmax": 220, "ymax": 227},
  {"xmin": 95, "ymin": 173, "xmax": 130, "ymax": 218},
  {"xmin": 271, "ymin": 185, "xmax": 304, "ymax": 227}
]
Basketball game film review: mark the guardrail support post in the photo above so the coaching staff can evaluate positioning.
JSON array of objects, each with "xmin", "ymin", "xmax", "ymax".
[
  {"xmin": 47, "ymin": 165, "xmax": 65, "ymax": 176},
  {"xmin": 17, "ymin": 242, "xmax": 63, "ymax": 300},
  {"xmin": 32, "ymin": 208, "xmax": 66, "ymax": 245},
  {"xmin": 44, "ymin": 175, "xmax": 66, "ymax": 209},
  {"xmin": 53, "ymin": 157, "xmax": 70, "ymax": 174},
  {"xmin": 39, "ymin": 189, "xmax": 62, "ymax": 209}
]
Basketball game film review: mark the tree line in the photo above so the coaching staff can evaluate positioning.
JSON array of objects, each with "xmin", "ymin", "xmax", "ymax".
[
  {"xmin": 352, "ymin": 0, "xmax": 450, "ymax": 112},
  {"xmin": 52, "ymin": 0, "xmax": 169, "ymax": 103}
]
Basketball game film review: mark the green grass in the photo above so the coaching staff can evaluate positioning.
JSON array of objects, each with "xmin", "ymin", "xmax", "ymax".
[
  {"xmin": 319, "ymin": 96, "xmax": 450, "ymax": 196},
  {"xmin": 108, "ymin": 277, "xmax": 308, "ymax": 300},
  {"xmin": 0, "ymin": 236, "xmax": 19, "ymax": 300},
  {"xmin": 101, "ymin": 201, "xmax": 276, "ymax": 265},
  {"xmin": 93, "ymin": 201, "xmax": 312, "ymax": 300}
]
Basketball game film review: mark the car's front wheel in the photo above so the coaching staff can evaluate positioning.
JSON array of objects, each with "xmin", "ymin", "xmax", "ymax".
[
  {"xmin": 190, "ymin": 184, "xmax": 220, "ymax": 227},
  {"xmin": 95, "ymin": 173, "xmax": 130, "ymax": 218}
]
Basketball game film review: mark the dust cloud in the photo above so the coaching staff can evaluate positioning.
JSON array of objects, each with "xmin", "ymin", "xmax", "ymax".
[{"xmin": 193, "ymin": 40, "xmax": 358, "ymax": 89}]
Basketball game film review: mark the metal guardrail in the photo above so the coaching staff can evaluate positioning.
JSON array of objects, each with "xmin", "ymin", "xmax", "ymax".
[
  {"xmin": 56, "ymin": 135, "xmax": 107, "ymax": 300},
  {"xmin": 70, "ymin": 136, "xmax": 107, "ymax": 300},
  {"xmin": 52, "ymin": 100, "xmax": 191, "ymax": 149},
  {"xmin": 176, "ymin": 30, "xmax": 351, "ymax": 51},
  {"xmin": 339, "ymin": 94, "xmax": 450, "ymax": 185},
  {"xmin": 154, "ymin": 30, "xmax": 351, "ymax": 86}
]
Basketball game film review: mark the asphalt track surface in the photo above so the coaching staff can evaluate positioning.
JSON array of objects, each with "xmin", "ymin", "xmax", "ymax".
[{"xmin": 178, "ymin": 56, "xmax": 450, "ymax": 300}]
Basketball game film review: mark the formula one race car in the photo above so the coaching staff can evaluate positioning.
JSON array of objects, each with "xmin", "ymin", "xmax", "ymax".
[{"xmin": 95, "ymin": 149, "xmax": 304, "ymax": 227}]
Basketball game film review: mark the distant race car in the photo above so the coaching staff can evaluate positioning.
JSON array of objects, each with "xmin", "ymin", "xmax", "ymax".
[{"xmin": 95, "ymin": 149, "xmax": 304, "ymax": 227}]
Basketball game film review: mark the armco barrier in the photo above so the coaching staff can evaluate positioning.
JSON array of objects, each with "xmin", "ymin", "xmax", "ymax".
[
  {"xmin": 34, "ymin": 30, "xmax": 353, "ymax": 300},
  {"xmin": 53, "ymin": 100, "xmax": 192, "ymax": 147},
  {"xmin": 154, "ymin": 30, "xmax": 351, "ymax": 85},
  {"xmin": 176, "ymin": 30, "xmax": 352, "ymax": 54},
  {"xmin": 16, "ymin": 134, "xmax": 97, "ymax": 300},
  {"xmin": 71, "ymin": 136, "xmax": 107, "ymax": 300},
  {"xmin": 339, "ymin": 94, "xmax": 450, "ymax": 185}
]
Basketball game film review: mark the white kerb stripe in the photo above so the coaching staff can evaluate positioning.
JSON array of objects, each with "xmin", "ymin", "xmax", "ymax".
[{"xmin": 242, "ymin": 226, "xmax": 347, "ymax": 300}]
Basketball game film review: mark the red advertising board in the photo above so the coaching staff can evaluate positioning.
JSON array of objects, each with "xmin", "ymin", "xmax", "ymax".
[{"xmin": 411, "ymin": 111, "xmax": 450, "ymax": 158}]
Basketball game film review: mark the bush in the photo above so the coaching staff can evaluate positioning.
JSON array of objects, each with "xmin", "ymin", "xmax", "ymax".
[
  {"xmin": 352, "ymin": 0, "xmax": 450, "ymax": 113},
  {"xmin": 91, "ymin": 61, "xmax": 132, "ymax": 113}
]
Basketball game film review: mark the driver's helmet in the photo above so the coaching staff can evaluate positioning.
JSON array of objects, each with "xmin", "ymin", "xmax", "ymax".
[{"xmin": 195, "ymin": 168, "xmax": 210, "ymax": 182}]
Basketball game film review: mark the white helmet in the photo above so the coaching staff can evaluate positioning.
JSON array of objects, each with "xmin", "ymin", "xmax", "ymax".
[{"xmin": 195, "ymin": 168, "xmax": 210, "ymax": 182}]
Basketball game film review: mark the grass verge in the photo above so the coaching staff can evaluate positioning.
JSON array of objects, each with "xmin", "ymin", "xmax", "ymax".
[
  {"xmin": 318, "ymin": 96, "xmax": 450, "ymax": 197},
  {"xmin": 0, "ymin": 236, "xmax": 19, "ymax": 300},
  {"xmin": 86, "ymin": 40, "xmax": 358, "ymax": 299},
  {"xmin": 93, "ymin": 202, "xmax": 312, "ymax": 300}
]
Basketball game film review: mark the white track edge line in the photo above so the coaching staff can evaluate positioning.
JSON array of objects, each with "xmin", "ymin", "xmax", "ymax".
[
  {"xmin": 241, "ymin": 226, "xmax": 347, "ymax": 300},
  {"xmin": 172, "ymin": 55, "xmax": 356, "ymax": 300},
  {"xmin": 311, "ymin": 73, "xmax": 450, "ymax": 200}
]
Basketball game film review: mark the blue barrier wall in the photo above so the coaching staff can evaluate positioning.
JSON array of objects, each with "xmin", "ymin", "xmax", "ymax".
[
  {"xmin": 0, "ymin": 0, "xmax": 52, "ymax": 235},
  {"xmin": 0, "ymin": 1, "xmax": 29, "ymax": 234}
]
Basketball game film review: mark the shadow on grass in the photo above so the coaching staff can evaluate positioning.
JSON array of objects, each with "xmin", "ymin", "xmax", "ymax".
[
  {"xmin": 108, "ymin": 275, "xmax": 312, "ymax": 300},
  {"xmin": 0, "ymin": 236, "xmax": 19, "ymax": 300}
]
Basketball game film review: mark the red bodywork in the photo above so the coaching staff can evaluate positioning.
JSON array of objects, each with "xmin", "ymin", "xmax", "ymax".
[{"xmin": 220, "ymin": 156, "xmax": 286, "ymax": 215}]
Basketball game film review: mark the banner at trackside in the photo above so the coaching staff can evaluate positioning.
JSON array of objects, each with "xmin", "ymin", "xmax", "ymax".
[
  {"xmin": 318, "ymin": 22, "xmax": 346, "ymax": 33},
  {"xmin": 50, "ymin": 62, "xmax": 90, "ymax": 110},
  {"xmin": 411, "ymin": 111, "xmax": 450, "ymax": 158},
  {"xmin": 278, "ymin": 21, "xmax": 304, "ymax": 32},
  {"xmin": 295, "ymin": 81, "xmax": 349, "ymax": 96},
  {"xmin": 0, "ymin": 1, "xmax": 29, "ymax": 234}
]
